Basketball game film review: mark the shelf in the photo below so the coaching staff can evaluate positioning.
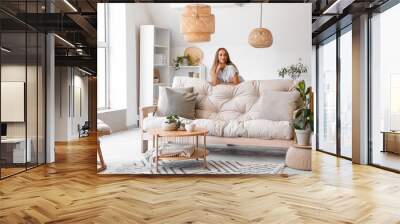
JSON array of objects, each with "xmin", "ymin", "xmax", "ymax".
[
  {"xmin": 169, "ymin": 65, "xmax": 201, "ymax": 68},
  {"xmin": 154, "ymin": 45, "xmax": 168, "ymax": 48},
  {"xmin": 153, "ymin": 82, "xmax": 168, "ymax": 86},
  {"xmin": 155, "ymin": 148, "xmax": 209, "ymax": 160},
  {"xmin": 154, "ymin": 64, "xmax": 168, "ymax": 67}
]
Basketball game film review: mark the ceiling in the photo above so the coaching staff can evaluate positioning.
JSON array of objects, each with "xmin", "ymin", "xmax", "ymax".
[{"xmin": 0, "ymin": 0, "xmax": 393, "ymax": 74}]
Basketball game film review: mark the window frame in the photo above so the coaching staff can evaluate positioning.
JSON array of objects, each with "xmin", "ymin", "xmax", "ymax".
[
  {"xmin": 315, "ymin": 24, "xmax": 353, "ymax": 161},
  {"xmin": 97, "ymin": 3, "xmax": 110, "ymax": 111}
]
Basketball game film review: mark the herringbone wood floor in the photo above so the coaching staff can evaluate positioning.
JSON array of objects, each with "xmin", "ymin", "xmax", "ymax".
[{"xmin": 1, "ymin": 136, "xmax": 400, "ymax": 224}]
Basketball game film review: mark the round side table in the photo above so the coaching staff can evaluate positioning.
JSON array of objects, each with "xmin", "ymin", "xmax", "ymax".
[
  {"xmin": 147, "ymin": 128, "xmax": 209, "ymax": 172},
  {"xmin": 285, "ymin": 144, "xmax": 311, "ymax": 171}
]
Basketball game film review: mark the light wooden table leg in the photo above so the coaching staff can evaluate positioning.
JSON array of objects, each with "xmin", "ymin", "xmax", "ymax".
[
  {"xmin": 156, "ymin": 135, "xmax": 159, "ymax": 173},
  {"xmin": 196, "ymin": 136, "xmax": 199, "ymax": 161},
  {"xmin": 97, "ymin": 139, "xmax": 107, "ymax": 172},
  {"xmin": 203, "ymin": 134, "xmax": 207, "ymax": 168}
]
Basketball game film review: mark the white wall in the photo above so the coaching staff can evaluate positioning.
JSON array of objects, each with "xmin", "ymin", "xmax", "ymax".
[
  {"xmin": 101, "ymin": 3, "xmax": 153, "ymax": 130},
  {"xmin": 146, "ymin": 3, "xmax": 312, "ymax": 83},
  {"xmin": 125, "ymin": 4, "xmax": 153, "ymax": 127},
  {"xmin": 109, "ymin": 4, "xmax": 127, "ymax": 111},
  {"xmin": 97, "ymin": 109, "xmax": 127, "ymax": 132},
  {"xmin": 55, "ymin": 67, "xmax": 69, "ymax": 141},
  {"xmin": 54, "ymin": 67, "xmax": 89, "ymax": 141}
]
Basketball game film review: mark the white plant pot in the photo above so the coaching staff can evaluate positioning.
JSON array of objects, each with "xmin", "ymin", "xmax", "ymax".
[
  {"xmin": 295, "ymin": 129, "xmax": 311, "ymax": 146},
  {"xmin": 162, "ymin": 122, "xmax": 177, "ymax": 131}
]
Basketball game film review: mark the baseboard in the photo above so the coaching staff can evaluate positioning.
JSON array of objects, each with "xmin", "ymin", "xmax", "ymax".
[{"xmin": 127, "ymin": 124, "xmax": 138, "ymax": 130}]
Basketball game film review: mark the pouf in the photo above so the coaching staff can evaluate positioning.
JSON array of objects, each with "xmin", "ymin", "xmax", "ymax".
[{"xmin": 285, "ymin": 145, "xmax": 311, "ymax": 171}]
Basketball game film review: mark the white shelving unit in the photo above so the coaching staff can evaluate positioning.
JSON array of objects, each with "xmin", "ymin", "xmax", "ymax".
[
  {"xmin": 169, "ymin": 65, "xmax": 207, "ymax": 81},
  {"xmin": 140, "ymin": 25, "xmax": 208, "ymax": 106},
  {"xmin": 140, "ymin": 25, "xmax": 170, "ymax": 106}
]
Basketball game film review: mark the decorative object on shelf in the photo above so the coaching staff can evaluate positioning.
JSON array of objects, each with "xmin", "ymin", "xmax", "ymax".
[
  {"xmin": 188, "ymin": 72, "xmax": 194, "ymax": 77},
  {"xmin": 154, "ymin": 53, "xmax": 167, "ymax": 65},
  {"xmin": 162, "ymin": 115, "xmax": 181, "ymax": 131},
  {"xmin": 248, "ymin": 3, "xmax": 273, "ymax": 48},
  {"xmin": 293, "ymin": 80, "xmax": 313, "ymax": 146},
  {"xmin": 278, "ymin": 60, "xmax": 308, "ymax": 80},
  {"xmin": 193, "ymin": 73, "xmax": 200, "ymax": 78},
  {"xmin": 154, "ymin": 68, "xmax": 160, "ymax": 83},
  {"xmin": 173, "ymin": 55, "xmax": 193, "ymax": 70},
  {"xmin": 180, "ymin": 4, "xmax": 215, "ymax": 42},
  {"xmin": 184, "ymin": 47, "xmax": 203, "ymax": 65}
]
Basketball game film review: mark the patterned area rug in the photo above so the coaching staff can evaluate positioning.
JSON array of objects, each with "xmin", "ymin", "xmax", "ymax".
[{"xmin": 100, "ymin": 160, "xmax": 285, "ymax": 175}]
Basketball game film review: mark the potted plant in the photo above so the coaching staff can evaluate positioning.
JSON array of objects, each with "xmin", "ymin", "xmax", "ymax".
[
  {"xmin": 162, "ymin": 115, "xmax": 181, "ymax": 131},
  {"xmin": 173, "ymin": 55, "xmax": 192, "ymax": 70},
  {"xmin": 278, "ymin": 61, "xmax": 308, "ymax": 80},
  {"xmin": 293, "ymin": 80, "xmax": 313, "ymax": 146}
]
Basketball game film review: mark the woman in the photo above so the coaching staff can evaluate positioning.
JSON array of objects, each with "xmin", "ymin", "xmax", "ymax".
[{"xmin": 210, "ymin": 48, "xmax": 241, "ymax": 86}]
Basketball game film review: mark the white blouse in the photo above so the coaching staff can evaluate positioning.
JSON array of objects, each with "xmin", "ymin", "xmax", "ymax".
[{"xmin": 217, "ymin": 65, "xmax": 239, "ymax": 83}]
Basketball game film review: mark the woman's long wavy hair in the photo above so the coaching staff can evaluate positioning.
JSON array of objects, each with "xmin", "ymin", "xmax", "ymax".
[{"xmin": 210, "ymin": 48, "xmax": 238, "ymax": 77}]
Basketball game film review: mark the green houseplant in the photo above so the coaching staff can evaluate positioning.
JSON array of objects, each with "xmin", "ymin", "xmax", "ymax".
[
  {"xmin": 278, "ymin": 62, "xmax": 308, "ymax": 80},
  {"xmin": 173, "ymin": 55, "xmax": 194, "ymax": 70},
  {"xmin": 162, "ymin": 115, "xmax": 181, "ymax": 131},
  {"xmin": 293, "ymin": 80, "xmax": 313, "ymax": 146}
]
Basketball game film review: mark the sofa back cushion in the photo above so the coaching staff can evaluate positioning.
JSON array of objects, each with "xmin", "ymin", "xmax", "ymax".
[
  {"xmin": 251, "ymin": 90, "xmax": 300, "ymax": 121},
  {"xmin": 156, "ymin": 86, "xmax": 197, "ymax": 119},
  {"xmin": 172, "ymin": 77, "xmax": 297, "ymax": 121}
]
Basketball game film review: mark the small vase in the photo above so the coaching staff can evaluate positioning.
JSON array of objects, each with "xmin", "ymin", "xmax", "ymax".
[
  {"xmin": 295, "ymin": 129, "xmax": 311, "ymax": 146},
  {"xmin": 162, "ymin": 122, "xmax": 177, "ymax": 131}
]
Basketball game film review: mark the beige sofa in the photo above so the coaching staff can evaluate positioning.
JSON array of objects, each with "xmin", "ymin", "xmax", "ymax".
[{"xmin": 140, "ymin": 77, "xmax": 300, "ymax": 152}]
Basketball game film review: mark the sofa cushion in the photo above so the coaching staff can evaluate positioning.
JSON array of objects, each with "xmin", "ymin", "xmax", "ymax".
[
  {"xmin": 244, "ymin": 120, "xmax": 293, "ymax": 140},
  {"xmin": 250, "ymin": 90, "xmax": 300, "ymax": 121},
  {"xmin": 142, "ymin": 116, "xmax": 166, "ymax": 131},
  {"xmin": 156, "ymin": 87, "xmax": 197, "ymax": 119},
  {"xmin": 143, "ymin": 116, "xmax": 293, "ymax": 140},
  {"xmin": 172, "ymin": 77, "xmax": 296, "ymax": 121}
]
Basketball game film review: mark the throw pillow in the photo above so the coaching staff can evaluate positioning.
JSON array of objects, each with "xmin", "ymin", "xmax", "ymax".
[
  {"xmin": 156, "ymin": 87, "xmax": 197, "ymax": 119},
  {"xmin": 258, "ymin": 90, "xmax": 300, "ymax": 121}
]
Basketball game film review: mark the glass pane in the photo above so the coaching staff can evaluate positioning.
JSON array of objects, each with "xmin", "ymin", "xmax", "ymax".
[
  {"xmin": 371, "ymin": 3, "xmax": 400, "ymax": 171},
  {"xmin": 38, "ymin": 33, "xmax": 46, "ymax": 164},
  {"xmin": 318, "ymin": 38, "xmax": 337, "ymax": 154},
  {"xmin": 97, "ymin": 48, "xmax": 106, "ymax": 109},
  {"xmin": 1, "ymin": 31, "xmax": 27, "ymax": 178},
  {"xmin": 97, "ymin": 3, "xmax": 106, "ymax": 43},
  {"xmin": 340, "ymin": 30, "xmax": 352, "ymax": 158},
  {"xmin": 27, "ymin": 31, "xmax": 38, "ymax": 169}
]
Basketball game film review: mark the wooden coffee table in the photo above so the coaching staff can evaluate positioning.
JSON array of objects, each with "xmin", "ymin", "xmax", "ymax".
[{"xmin": 147, "ymin": 128, "xmax": 209, "ymax": 172}]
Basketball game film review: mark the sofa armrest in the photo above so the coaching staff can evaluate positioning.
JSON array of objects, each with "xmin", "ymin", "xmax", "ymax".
[{"xmin": 139, "ymin": 105, "xmax": 157, "ymax": 129}]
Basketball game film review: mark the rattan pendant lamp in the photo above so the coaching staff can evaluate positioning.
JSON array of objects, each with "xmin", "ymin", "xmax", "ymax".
[
  {"xmin": 248, "ymin": 3, "xmax": 273, "ymax": 48},
  {"xmin": 180, "ymin": 4, "xmax": 215, "ymax": 42}
]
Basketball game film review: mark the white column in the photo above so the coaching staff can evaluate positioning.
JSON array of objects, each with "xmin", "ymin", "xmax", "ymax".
[
  {"xmin": 352, "ymin": 14, "xmax": 369, "ymax": 164},
  {"xmin": 46, "ymin": 33, "xmax": 55, "ymax": 163}
]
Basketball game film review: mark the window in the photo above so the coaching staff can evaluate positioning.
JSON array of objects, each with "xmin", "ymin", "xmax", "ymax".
[
  {"xmin": 370, "ymin": 2, "xmax": 400, "ymax": 171},
  {"xmin": 317, "ymin": 36, "xmax": 337, "ymax": 155},
  {"xmin": 339, "ymin": 28, "xmax": 352, "ymax": 158},
  {"xmin": 390, "ymin": 74, "xmax": 400, "ymax": 130},
  {"xmin": 97, "ymin": 3, "xmax": 109, "ymax": 110}
]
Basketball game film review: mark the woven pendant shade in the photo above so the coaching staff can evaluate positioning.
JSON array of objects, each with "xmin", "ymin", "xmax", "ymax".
[
  {"xmin": 249, "ymin": 28, "xmax": 273, "ymax": 48},
  {"xmin": 248, "ymin": 4, "xmax": 273, "ymax": 48},
  {"xmin": 180, "ymin": 4, "xmax": 215, "ymax": 42}
]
